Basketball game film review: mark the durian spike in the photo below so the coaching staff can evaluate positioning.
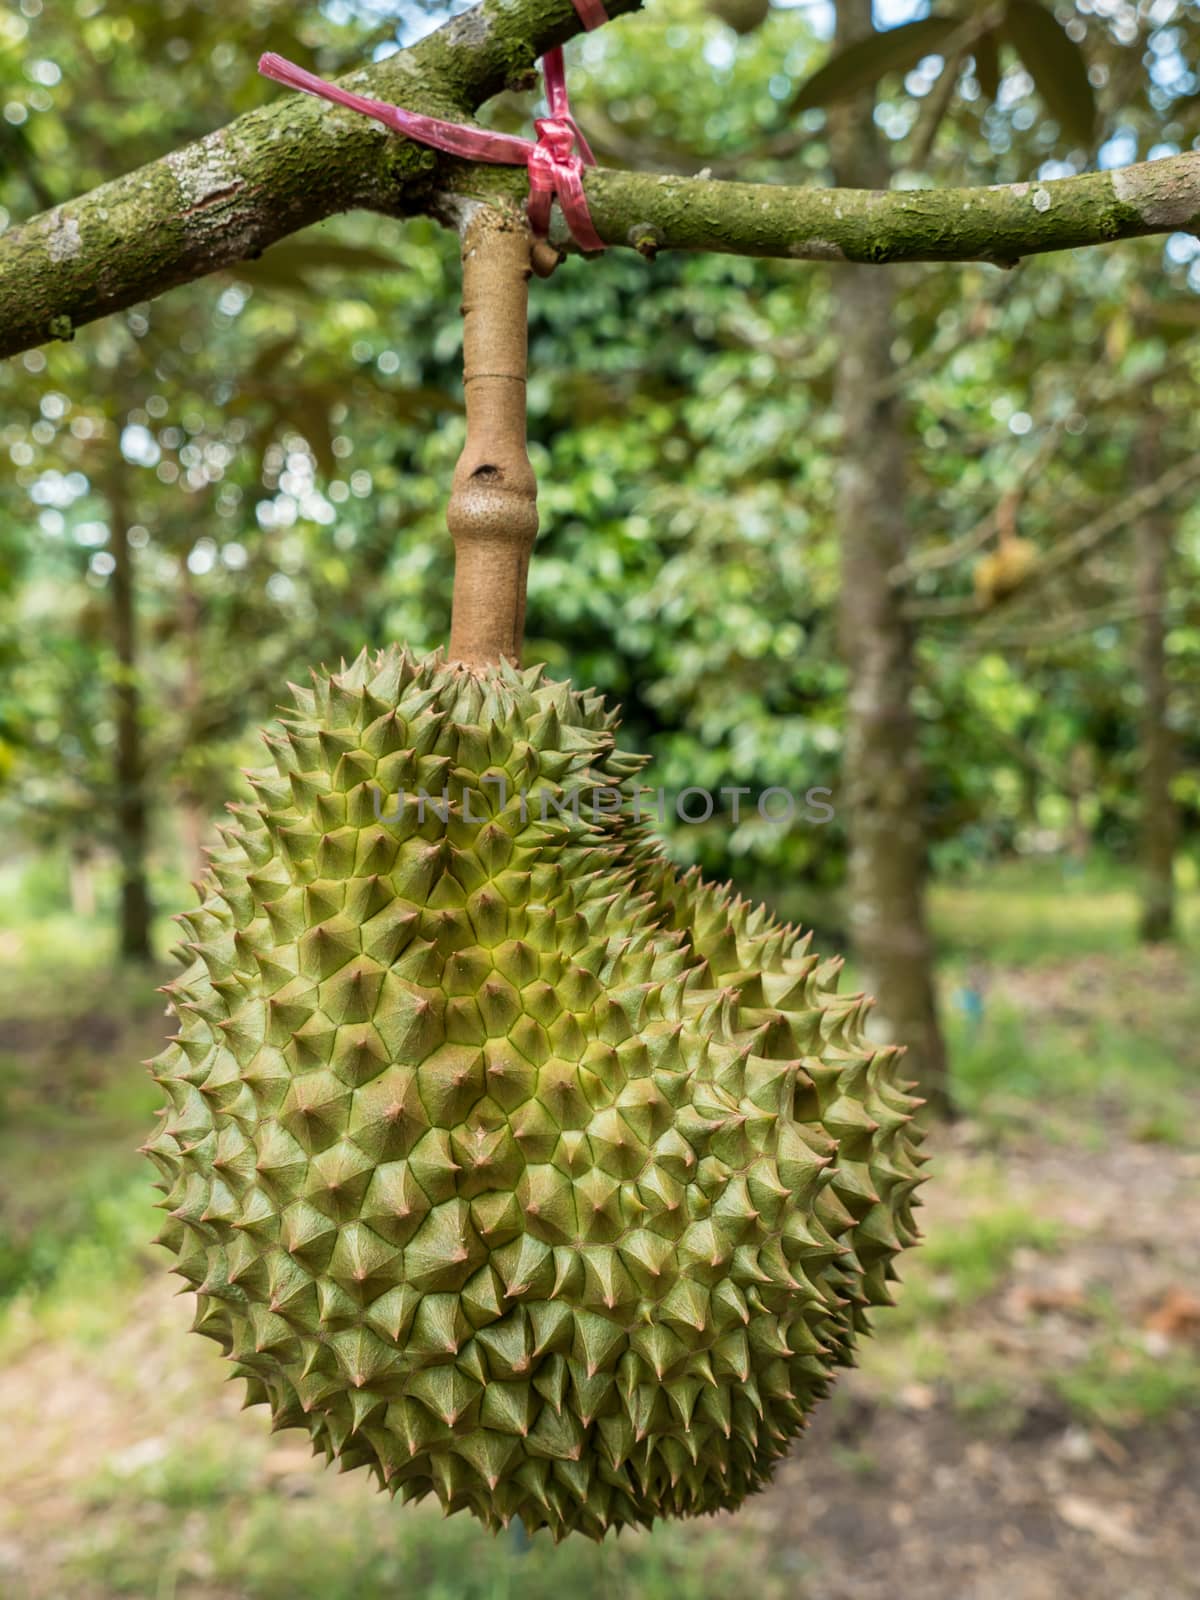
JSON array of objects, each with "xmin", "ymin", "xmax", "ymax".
[{"xmin": 447, "ymin": 209, "xmax": 538, "ymax": 670}]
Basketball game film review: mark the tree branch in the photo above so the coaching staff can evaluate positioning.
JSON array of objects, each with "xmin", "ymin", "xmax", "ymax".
[
  {"xmin": 1, "ymin": 0, "xmax": 1198, "ymax": 358},
  {"xmin": 891, "ymin": 346, "xmax": 1196, "ymax": 590},
  {"xmin": 0, "ymin": 0, "xmax": 643, "ymax": 356},
  {"xmin": 957, "ymin": 596, "xmax": 1191, "ymax": 653},
  {"xmin": 573, "ymin": 154, "xmax": 1200, "ymax": 265},
  {"xmin": 890, "ymin": 416, "xmax": 1071, "ymax": 589}
]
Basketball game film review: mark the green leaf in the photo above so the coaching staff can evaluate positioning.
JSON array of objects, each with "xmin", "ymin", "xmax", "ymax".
[
  {"xmin": 232, "ymin": 240, "xmax": 409, "ymax": 293},
  {"xmin": 296, "ymin": 399, "xmax": 338, "ymax": 479},
  {"xmin": 973, "ymin": 30, "xmax": 1003, "ymax": 103},
  {"xmin": 1002, "ymin": 0, "xmax": 1096, "ymax": 146},
  {"xmin": 1138, "ymin": 300, "xmax": 1200, "ymax": 327},
  {"xmin": 249, "ymin": 335, "xmax": 297, "ymax": 382},
  {"xmin": 789, "ymin": 16, "xmax": 965, "ymax": 114}
]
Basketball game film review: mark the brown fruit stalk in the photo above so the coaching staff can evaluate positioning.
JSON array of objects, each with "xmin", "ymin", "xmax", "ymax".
[{"xmin": 447, "ymin": 211, "xmax": 539, "ymax": 669}]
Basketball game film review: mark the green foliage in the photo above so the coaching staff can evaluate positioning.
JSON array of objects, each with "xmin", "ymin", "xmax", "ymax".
[
  {"xmin": 788, "ymin": 16, "xmax": 965, "ymax": 113},
  {"xmin": 0, "ymin": 1175, "xmax": 153, "ymax": 1308},
  {"xmin": 1002, "ymin": 0, "xmax": 1097, "ymax": 145},
  {"xmin": 2, "ymin": 0, "xmax": 1197, "ymax": 916},
  {"xmin": 786, "ymin": 0, "xmax": 1099, "ymax": 148}
]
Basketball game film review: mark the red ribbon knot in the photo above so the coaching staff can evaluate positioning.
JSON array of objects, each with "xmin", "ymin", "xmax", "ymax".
[{"xmin": 258, "ymin": 5, "xmax": 609, "ymax": 252}]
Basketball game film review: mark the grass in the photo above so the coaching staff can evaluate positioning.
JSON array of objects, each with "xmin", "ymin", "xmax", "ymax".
[
  {"xmin": 931, "ymin": 854, "xmax": 1200, "ymax": 964},
  {"xmin": 68, "ymin": 1469, "xmax": 791, "ymax": 1600},
  {"xmin": 888, "ymin": 1200, "xmax": 1062, "ymax": 1328},
  {"xmin": 1054, "ymin": 1340, "xmax": 1200, "ymax": 1429},
  {"xmin": 0, "ymin": 1175, "xmax": 163, "ymax": 1350},
  {"xmin": 1046, "ymin": 1288, "xmax": 1200, "ymax": 1429},
  {"xmin": 82, "ymin": 1434, "xmax": 258, "ymax": 1515},
  {"xmin": 0, "ymin": 940, "xmax": 167, "ymax": 1327},
  {"xmin": 861, "ymin": 1166, "xmax": 1067, "ymax": 1427},
  {"xmin": 944, "ymin": 1006, "xmax": 1195, "ymax": 1141},
  {"xmin": 928, "ymin": 856, "xmax": 1199, "ymax": 1140},
  {"xmin": 829, "ymin": 855, "xmax": 1199, "ymax": 1141}
]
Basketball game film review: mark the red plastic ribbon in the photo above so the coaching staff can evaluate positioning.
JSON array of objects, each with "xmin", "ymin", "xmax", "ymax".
[{"xmin": 259, "ymin": 3, "xmax": 609, "ymax": 252}]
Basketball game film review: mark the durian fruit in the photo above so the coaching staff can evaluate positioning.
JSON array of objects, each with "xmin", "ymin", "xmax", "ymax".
[
  {"xmin": 973, "ymin": 494, "xmax": 1039, "ymax": 609},
  {"xmin": 973, "ymin": 535, "xmax": 1039, "ymax": 607},
  {"xmin": 145, "ymin": 646, "xmax": 924, "ymax": 1540}
]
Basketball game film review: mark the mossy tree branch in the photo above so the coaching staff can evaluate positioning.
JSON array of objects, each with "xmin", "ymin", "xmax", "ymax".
[
  {"xmin": 0, "ymin": 0, "xmax": 643, "ymax": 356},
  {"xmin": 1, "ymin": 0, "xmax": 1199, "ymax": 357},
  {"xmin": 576, "ymin": 155, "xmax": 1200, "ymax": 265}
]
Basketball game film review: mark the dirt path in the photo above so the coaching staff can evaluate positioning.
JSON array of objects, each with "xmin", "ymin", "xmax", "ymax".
[
  {"xmin": 770, "ymin": 1399, "xmax": 1200, "ymax": 1600},
  {"xmin": 765, "ymin": 1124, "xmax": 1200, "ymax": 1600}
]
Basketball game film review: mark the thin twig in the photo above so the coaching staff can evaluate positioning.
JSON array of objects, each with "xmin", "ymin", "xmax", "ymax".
[{"xmin": 960, "ymin": 596, "xmax": 1192, "ymax": 651}]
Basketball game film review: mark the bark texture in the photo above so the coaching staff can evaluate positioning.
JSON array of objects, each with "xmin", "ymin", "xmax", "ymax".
[
  {"xmin": 1, "ymin": 0, "xmax": 1199, "ymax": 356},
  {"xmin": 109, "ymin": 474, "xmax": 154, "ymax": 964},
  {"xmin": 1134, "ymin": 426, "xmax": 1178, "ymax": 943},
  {"xmin": 830, "ymin": 0, "xmax": 949, "ymax": 1116}
]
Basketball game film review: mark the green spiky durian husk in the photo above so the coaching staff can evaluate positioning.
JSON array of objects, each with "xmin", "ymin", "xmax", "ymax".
[{"xmin": 146, "ymin": 646, "xmax": 924, "ymax": 1541}]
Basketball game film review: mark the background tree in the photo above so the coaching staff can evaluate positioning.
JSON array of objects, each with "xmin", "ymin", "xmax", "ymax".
[{"xmin": 829, "ymin": 0, "xmax": 948, "ymax": 1113}]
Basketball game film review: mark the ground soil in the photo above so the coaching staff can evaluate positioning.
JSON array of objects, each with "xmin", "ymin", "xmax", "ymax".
[{"xmin": 766, "ymin": 1121, "xmax": 1200, "ymax": 1600}]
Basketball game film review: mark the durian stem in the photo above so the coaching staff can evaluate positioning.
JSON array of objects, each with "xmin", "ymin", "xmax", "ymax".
[{"xmin": 447, "ymin": 210, "xmax": 538, "ymax": 669}]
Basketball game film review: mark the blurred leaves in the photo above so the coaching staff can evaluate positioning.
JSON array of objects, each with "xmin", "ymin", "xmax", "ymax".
[
  {"xmin": 231, "ymin": 239, "xmax": 414, "ymax": 295},
  {"xmin": 973, "ymin": 31, "xmax": 1002, "ymax": 105},
  {"xmin": 789, "ymin": 15, "xmax": 964, "ymax": 113},
  {"xmin": 1002, "ymin": 0, "xmax": 1096, "ymax": 146},
  {"xmin": 788, "ymin": 0, "xmax": 1097, "ymax": 154}
]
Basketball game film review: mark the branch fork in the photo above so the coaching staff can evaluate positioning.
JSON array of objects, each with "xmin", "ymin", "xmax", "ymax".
[{"xmin": 1, "ymin": 0, "xmax": 1199, "ymax": 357}]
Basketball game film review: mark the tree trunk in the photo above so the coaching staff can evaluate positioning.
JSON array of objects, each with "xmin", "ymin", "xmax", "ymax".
[
  {"xmin": 109, "ymin": 469, "xmax": 154, "ymax": 962},
  {"xmin": 1066, "ymin": 745, "xmax": 1093, "ymax": 864},
  {"xmin": 1134, "ymin": 428, "xmax": 1177, "ymax": 942},
  {"xmin": 68, "ymin": 840, "xmax": 97, "ymax": 920},
  {"xmin": 829, "ymin": 0, "xmax": 950, "ymax": 1116},
  {"xmin": 1019, "ymin": 760, "xmax": 1040, "ymax": 833}
]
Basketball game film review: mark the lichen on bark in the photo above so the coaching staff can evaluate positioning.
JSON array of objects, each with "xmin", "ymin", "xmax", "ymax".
[{"xmin": 0, "ymin": 0, "xmax": 1198, "ymax": 356}]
